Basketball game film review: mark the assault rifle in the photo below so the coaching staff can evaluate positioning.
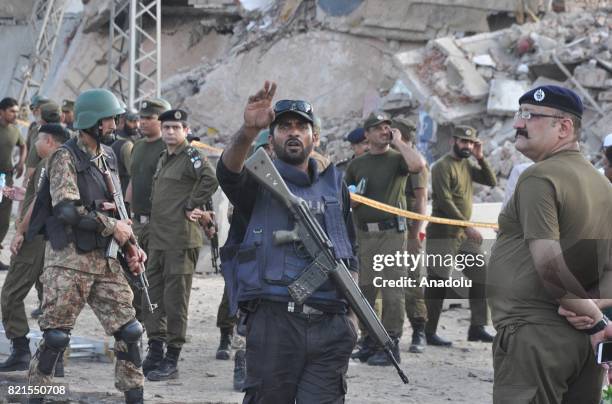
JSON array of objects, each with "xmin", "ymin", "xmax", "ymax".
[
  {"xmin": 245, "ymin": 148, "xmax": 409, "ymax": 384},
  {"xmin": 205, "ymin": 199, "xmax": 220, "ymax": 274},
  {"xmin": 100, "ymin": 158, "xmax": 157, "ymax": 313}
]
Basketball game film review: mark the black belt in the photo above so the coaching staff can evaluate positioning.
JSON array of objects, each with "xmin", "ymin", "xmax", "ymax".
[{"xmin": 360, "ymin": 219, "xmax": 397, "ymax": 232}]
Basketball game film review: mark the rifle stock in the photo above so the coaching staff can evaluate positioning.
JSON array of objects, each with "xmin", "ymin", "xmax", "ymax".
[{"xmin": 245, "ymin": 149, "xmax": 409, "ymax": 384}]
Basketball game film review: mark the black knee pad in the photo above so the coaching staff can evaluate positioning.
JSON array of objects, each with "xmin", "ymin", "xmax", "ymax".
[
  {"xmin": 38, "ymin": 329, "xmax": 70, "ymax": 375},
  {"xmin": 114, "ymin": 319, "xmax": 143, "ymax": 368}
]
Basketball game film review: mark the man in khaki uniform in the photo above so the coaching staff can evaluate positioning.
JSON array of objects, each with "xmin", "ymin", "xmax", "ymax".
[
  {"xmin": 0, "ymin": 97, "xmax": 27, "ymax": 271},
  {"xmin": 425, "ymin": 125, "xmax": 496, "ymax": 346},
  {"xmin": 25, "ymin": 95, "xmax": 51, "ymax": 152},
  {"xmin": 344, "ymin": 111, "xmax": 425, "ymax": 366},
  {"xmin": 488, "ymin": 85, "xmax": 612, "ymax": 404},
  {"xmin": 61, "ymin": 99, "xmax": 75, "ymax": 129},
  {"xmin": 0, "ymin": 124, "xmax": 70, "ymax": 373},
  {"xmin": 111, "ymin": 111, "xmax": 141, "ymax": 196},
  {"xmin": 392, "ymin": 118, "xmax": 428, "ymax": 354},
  {"xmin": 125, "ymin": 98, "xmax": 170, "ymax": 321},
  {"xmin": 143, "ymin": 109, "xmax": 218, "ymax": 381}
]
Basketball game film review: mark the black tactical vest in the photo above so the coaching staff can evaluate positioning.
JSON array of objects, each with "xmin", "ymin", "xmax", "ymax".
[{"xmin": 27, "ymin": 137, "xmax": 118, "ymax": 253}]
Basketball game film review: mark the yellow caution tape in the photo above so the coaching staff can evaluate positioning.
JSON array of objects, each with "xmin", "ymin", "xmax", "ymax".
[
  {"xmin": 350, "ymin": 193, "xmax": 499, "ymax": 230},
  {"xmin": 158, "ymin": 136, "xmax": 498, "ymax": 230},
  {"xmin": 192, "ymin": 140, "xmax": 223, "ymax": 154}
]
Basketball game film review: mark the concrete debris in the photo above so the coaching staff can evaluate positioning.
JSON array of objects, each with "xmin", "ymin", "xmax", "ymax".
[
  {"xmin": 487, "ymin": 79, "xmax": 530, "ymax": 116},
  {"xmin": 13, "ymin": 0, "xmax": 611, "ymax": 206}
]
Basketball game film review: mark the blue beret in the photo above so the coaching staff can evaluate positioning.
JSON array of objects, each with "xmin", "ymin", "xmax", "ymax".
[
  {"xmin": 518, "ymin": 85, "xmax": 583, "ymax": 118},
  {"xmin": 346, "ymin": 127, "xmax": 365, "ymax": 144}
]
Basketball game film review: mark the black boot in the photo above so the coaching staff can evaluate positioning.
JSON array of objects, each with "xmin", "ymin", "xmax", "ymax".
[
  {"xmin": 30, "ymin": 305, "xmax": 43, "ymax": 319},
  {"xmin": 350, "ymin": 336, "xmax": 376, "ymax": 363},
  {"xmin": 147, "ymin": 346, "xmax": 179, "ymax": 381},
  {"xmin": 426, "ymin": 332, "xmax": 452, "ymax": 347},
  {"xmin": 233, "ymin": 349, "xmax": 246, "ymax": 392},
  {"xmin": 216, "ymin": 330, "xmax": 232, "ymax": 360},
  {"xmin": 408, "ymin": 318, "xmax": 426, "ymax": 354},
  {"xmin": 468, "ymin": 325, "xmax": 494, "ymax": 342},
  {"xmin": 0, "ymin": 336, "xmax": 31, "ymax": 372},
  {"xmin": 124, "ymin": 387, "xmax": 144, "ymax": 404},
  {"xmin": 142, "ymin": 339, "xmax": 164, "ymax": 377},
  {"xmin": 367, "ymin": 338, "xmax": 400, "ymax": 366},
  {"xmin": 55, "ymin": 353, "xmax": 64, "ymax": 377}
]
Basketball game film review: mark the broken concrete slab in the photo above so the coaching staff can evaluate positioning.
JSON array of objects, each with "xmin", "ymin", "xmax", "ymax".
[
  {"xmin": 573, "ymin": 63, "xmax": 609, "ymax": 89},
  {"xmin": 446, "ymin": 55, "xmax": 489, "ymax": 100},
  {"xmin": 433, "ymin": 37, "xmax": 464, "ymax": 58},
  {"xmin": 487, "ymin": 79, "xmax": 529, "ymax": 116}
]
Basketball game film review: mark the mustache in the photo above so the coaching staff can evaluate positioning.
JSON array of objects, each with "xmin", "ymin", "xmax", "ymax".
[
  {"xmin": 285, "ymin": 139, "xmax": 303, "ymax": 148},
  {"xmin": 515, "ymin": 129, "xmax": 529, "ymax": 139}
]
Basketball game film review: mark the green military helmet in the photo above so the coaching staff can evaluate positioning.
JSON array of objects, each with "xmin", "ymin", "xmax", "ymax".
[
  {"xmin": 30, "ymin": 94, "xmax": 51, "ymax": 110},
  {"xmin": 73, "ymin": 89, "xmax": 125, "ymax": 130}
]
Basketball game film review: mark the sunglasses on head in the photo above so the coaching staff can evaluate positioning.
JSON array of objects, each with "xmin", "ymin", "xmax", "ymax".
[{"xmin": 274, "ymin": 100, "xmax": 313, "ymax": 115}]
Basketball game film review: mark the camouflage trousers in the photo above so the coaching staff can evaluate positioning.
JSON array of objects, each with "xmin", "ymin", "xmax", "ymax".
[{"xmin": 29, "ymin": 265, "xmax": 144, "ymax": 392}]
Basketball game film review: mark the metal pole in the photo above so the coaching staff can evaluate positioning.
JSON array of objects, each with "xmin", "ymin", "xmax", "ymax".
[
  {"xmin": 128, "ymin": 0, "xmax": 137, "ymax": 111},
  {"xmin": 156, "ymin": 0, "xmax": 161, "ymax": 98}
]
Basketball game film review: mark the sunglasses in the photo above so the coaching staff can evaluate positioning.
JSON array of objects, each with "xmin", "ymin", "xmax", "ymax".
[{"xmin": 274, "ymin": 100, "xmax": 313, "ymax": 116}]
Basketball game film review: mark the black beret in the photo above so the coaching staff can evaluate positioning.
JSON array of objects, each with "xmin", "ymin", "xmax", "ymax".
[
  {"xmin": 39, "ymin": 123, "xmax": 70, "ymax": 143},
  {"xmin": 345, "ymin": 128, "xmax": 365, "ymax": 144},
  {"xmin": 159, "ymin": 109, "xmax": 188, "ymax": 122},
  {"xmin": 518, "ymin": 85, "xmax": 583, "ymax": 118}
]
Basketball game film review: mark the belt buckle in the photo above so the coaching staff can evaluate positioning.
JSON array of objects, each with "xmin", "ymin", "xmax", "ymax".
[
  {"xmin": 139, "ymin": 215, "xmax": 149, "ymax": 224},
  {"xmin": 366, "ymin": 223, "xmax": 379, "ymax": 232}
]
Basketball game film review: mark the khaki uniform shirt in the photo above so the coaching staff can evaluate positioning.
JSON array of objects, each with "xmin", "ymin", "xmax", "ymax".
[
  {"xmin": 489, "ymin": 150, "xmax": 612, "ymax": 328},
  {"xmin": 428, "ymin": 154, "xmax": 496, "ymax": 238},
  {"xmin": 148, "ymin": 140, "xmax": 218, "ymax": 250},
  {"xmin": 344, "ymin": 149, "xmax": 410, "ymax": 227},
  {"xmin": 44, "ymin": 137, "xmax": 118, "ymax": 274},
  {"xmin": 130, "ymin": 138, "xmax": 165, "ymax": 216},
  {"xmin": 0, "ymin": 122, "xmax": 24, "ymax": 182}
]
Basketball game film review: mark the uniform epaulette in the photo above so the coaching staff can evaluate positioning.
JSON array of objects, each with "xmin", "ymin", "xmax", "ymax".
[{"xmin": 186, "ymin": 146, "xmax": 203, "ymax": 169}]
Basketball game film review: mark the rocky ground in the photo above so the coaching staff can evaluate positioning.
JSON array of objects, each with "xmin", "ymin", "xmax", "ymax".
[{"xmin": 0, "ymin": 221, "xmax": 497, "ymax": 404}]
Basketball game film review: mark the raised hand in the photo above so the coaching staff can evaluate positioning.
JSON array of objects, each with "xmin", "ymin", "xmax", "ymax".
[{"xmin": 244, "ymin": 81, "xmax": 277, "ymax": 132}]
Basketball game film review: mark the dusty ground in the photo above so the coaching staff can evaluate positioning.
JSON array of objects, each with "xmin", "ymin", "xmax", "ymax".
[{"xmin": 0, "ymin": 220, "xmax": 495, "ymax": 404}]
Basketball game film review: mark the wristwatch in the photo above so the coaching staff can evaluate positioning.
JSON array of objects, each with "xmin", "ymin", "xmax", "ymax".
[{"xmin": 586, "ymin": 315, "xmax": 609, "ymax": 335}]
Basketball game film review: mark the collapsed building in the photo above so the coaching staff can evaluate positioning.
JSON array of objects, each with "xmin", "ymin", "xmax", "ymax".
[{"xmin": 1, "ymin": 0, "xmax": 610, "ymax": 204}]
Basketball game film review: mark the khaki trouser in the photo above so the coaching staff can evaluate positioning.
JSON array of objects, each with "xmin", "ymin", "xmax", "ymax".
[
  {"xmin": 405, "ymin": 238, "xmax": 428, "ymax": 322},
  {"xmin": 357, "ymin": 228, "xmax": 407, "ymax": 338},
  {"xmin": 424, "ymin": 236, "xmax": 488, "ymax": 334},
  {"xmin": 1, "ymin": 235, "xmax": 45, "ymax": 339},
  {"xmin": 144, "ymin": 248, "xmax": 199, "ymax": 348},
  {"xmin": 216, "ymin": 286, "xmax": 237, "ymax": 333},
  {"xmin": 493, "ymin": 322, "xmax": 602, "ymax": 404}
]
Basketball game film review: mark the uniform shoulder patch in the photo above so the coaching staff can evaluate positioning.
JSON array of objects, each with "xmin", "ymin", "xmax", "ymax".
[{"xmin": 186, "ymin": 146, "xmax": 204, "ymax": 169}]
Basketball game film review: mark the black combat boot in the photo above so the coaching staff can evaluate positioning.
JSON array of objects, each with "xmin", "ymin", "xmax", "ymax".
[
  {"xmin": 147, "ymin": 346, "xmax": 180, "ymax": 381},
  {"xmin": 30, "ymin": 305, "xmax": 43, "ymax": 319},
  {"xmin": 142, "ymin": 339, "xmax": 164, "ymax": 377},
  {"xmin": 367, "ymin": 338, "xmax": 400, "ymax": 366},
  {"xmin": 426, "ymin": 332, "xmax": 452, "ymax": 347},
  {"xmin": 350, "ymin": 336, "xmax": 376, "ymax": 363},
  {"xmin": 54, "ymin": 353, "xmax": 65, "ymax": 377},
  {"xmin": 124, "ymin": 387, "xmax": 144, "ymax": 404},
  {"xmin": 408, "ymin": 318, "xmax": 426, "ymax": 354},
  {"xmin": 468, "ymin": 325, "xmax": 494, "ymax": 342},
  {"xmin": 0, "ymin": 336, "xmax": 31, "ymax": 371},
  {"xmin": 216, "ymin": 330, "xmax": 232, "ymax": 360},
  {"xmin": 233, "ymin": 349, "xmax": 246, "ymax": 392}
]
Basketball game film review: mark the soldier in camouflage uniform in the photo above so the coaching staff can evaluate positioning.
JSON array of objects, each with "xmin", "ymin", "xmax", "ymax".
[
  {"xmin": 0, "ymin": 124, "xmax": 70, "ymax": 374},
  {"xmin": 26, "ymin": 89, "xmax": 146, "ymax": 404}
]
